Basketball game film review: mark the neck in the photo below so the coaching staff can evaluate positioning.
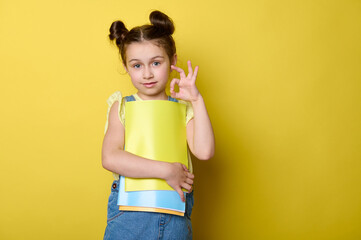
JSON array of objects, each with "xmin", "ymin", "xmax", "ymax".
[{"xmin": 136, "ymin": 92, "xmax": 168, "ymax": 100}]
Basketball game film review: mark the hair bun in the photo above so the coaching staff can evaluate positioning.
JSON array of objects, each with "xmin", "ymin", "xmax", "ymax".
[
  {"xmin": 149, "ymin": 10, "xmax": 174, "ymax": 35},
  {"xmin": 109, "ymin": 21, "xmax": 129, "ymax": 47}
]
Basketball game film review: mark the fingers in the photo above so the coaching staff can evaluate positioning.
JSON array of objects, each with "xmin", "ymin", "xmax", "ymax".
[
  {"xmin": 171, "ymin": 65, "xmax": 186, "ymax": 79},
  {"xmin": 188, "ymin": 60, "xmax": 198, "ymax": 82},
  {"xmin": 175, "ymin": 187, "xmax": 186, "ymax": 202},
  {"xmin": 187, "ymin": 172, "xmax": 194, "ymax": 180},
  {"xmin": 182, "ymin": 164, "xmax": 189, "ymax": 172},
  {"xmin": 181, "ymin": 182, "xmax": 193, "ymax": 192},
  {"xmin": 171, "ymin": 62, "xmax": 198, "ymax": 83},
  {"xmin": 170, "ymin": 78, "xmax": 180, "ymax": 92},
  {"xmin": 187, "ymin": 60, "xmax": 193, "ymax": 76},
  {"xmin": 183, "ymin": 169, "xmax": 194, "ymax": 193},
  {"xmin": 167, "ymin": 162, "xmax": 194, "ymax": 201},
  {"xmin": 193, "ymin": 65, "xmax": 199, "ymax": 81},
  {"xmin": 185, "ymin": 176, "xmax": 194, "ymax": 185},
  {"xmin": 182, "ymin": 164, "xmax": 194, "ymax": 183},
  {"xmin": 169, "ymin": 78, "xmax": 180, "ymax": 98}
]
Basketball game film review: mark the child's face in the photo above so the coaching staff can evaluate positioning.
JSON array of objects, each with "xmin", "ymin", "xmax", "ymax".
[{"xmin": 124, "ymin": 41, "xmax": 174, "ymax": 100}]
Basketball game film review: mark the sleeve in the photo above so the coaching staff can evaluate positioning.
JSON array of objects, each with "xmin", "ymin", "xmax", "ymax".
[
  {"xmin": 185, "ymin": 102, "xmax": 194, "ymax": 172},
  {"xmin": 104, "ymin": 91, "xmax": 123, "ymax": 134},
  {"xmin": 186, "ymin": 101, "xmax": 194, "ymax": 124},
  {"xmin": 178, "ymin": 100, "xmax": 194, "ymax": 173},
  {"xmin": 179, "ymin": 100, "xmax": 194, "ymax": 124}
]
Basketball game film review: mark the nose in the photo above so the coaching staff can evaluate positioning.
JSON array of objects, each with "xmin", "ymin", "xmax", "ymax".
[{"xmin": 143, "ymin": 66, "xmax": 154, "ymax": 79}]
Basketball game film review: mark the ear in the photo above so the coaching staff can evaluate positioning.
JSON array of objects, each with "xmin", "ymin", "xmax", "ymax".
[
  {"xmin": 171, "ymin": 54, "xmax": 177, "ymax": 66},
  {"xmin": 122, "ymin": 63, "xmax": 129, "ymax": 73}
]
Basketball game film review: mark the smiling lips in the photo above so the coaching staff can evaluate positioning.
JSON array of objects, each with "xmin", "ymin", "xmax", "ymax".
[{"xmin": 143, "ymin": 82, "xmax": 157, "ymax": 88}]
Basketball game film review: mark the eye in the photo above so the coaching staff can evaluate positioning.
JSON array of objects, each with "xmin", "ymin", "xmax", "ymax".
[
  {"xmin": 133, "ymin": 64, "xmax": 141, "ymax": 69},
  {"xmin": 153, "ymin": 61, "xmax": 161, "ymax": 66}
]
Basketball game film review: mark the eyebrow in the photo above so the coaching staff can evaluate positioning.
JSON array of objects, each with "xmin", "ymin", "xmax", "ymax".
[{"xmin": 128, "ymin": 56, "xmax": 165, "ymax": 63}]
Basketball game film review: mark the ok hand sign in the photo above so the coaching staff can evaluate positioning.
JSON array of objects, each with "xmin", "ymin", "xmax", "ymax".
[{"xmin": 170, "ymin": 60, "xmax": 200, "ymax": 103}]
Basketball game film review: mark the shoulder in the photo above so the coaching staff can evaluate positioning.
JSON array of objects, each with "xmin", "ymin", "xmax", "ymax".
[
  {"xmin": 104, "ymin": 91, "xmax": 124, "ymax": 134},
  {"xmin": 107, "ymin": 91, "xmax": 122, "ymax": 106}
]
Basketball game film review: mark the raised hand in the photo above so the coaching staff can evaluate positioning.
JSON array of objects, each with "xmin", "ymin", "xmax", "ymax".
[
  {"xmin": 170, "ymin": 60, "xmax": 201, "ymax": 102},
  {"xmin": 164, "ymin": 162, "xmax": 194, "ymax": 202}
]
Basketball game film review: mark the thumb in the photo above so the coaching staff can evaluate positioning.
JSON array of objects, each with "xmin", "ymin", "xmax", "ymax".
[{"xmin": 175, "ymin": 187, "xmax": 185, "ymax": 202}]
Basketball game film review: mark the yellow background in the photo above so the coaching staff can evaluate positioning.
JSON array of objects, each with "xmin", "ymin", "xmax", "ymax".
[{"xmin": 1, "ymin": 0, "xmax": 360, "ymax": 239}]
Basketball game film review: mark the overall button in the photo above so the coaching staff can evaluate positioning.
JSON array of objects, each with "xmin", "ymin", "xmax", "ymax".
[{"xmin": 112, "ymin": 183, "xmax": 117, "ymax": 189}]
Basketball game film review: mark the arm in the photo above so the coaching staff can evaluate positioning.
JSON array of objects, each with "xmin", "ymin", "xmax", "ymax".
[
  {"xmin": 101, "ymin": 101, "xmax": 194, "ymax": 201},
  {"xmin": 170, "ymin": 61, "xmax": 215, "ymax": 160}
]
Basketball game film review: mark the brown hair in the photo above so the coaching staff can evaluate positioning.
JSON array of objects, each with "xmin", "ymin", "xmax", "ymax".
[{"xmin": 108, "ymin": 11, "xmax": 176, "ymax": 65}]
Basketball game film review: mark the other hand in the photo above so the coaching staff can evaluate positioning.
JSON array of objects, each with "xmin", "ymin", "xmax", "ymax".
[{"xmin": 164, "ymin": 162, "xmax": 194, "ymax": 202}]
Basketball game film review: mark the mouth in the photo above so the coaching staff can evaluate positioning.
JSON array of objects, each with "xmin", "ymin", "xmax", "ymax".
[{"xmin": 143, "ymin": 82, "xmax": 157, "ymax": 88}]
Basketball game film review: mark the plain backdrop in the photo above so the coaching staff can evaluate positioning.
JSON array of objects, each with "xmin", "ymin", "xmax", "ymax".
[{"xmin": 1, "ymin": 0, "xmax": 361, "ymax": 239}]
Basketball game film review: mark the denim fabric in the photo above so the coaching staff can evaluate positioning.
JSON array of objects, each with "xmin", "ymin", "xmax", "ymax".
[
  {"xmin": 167, "ymin": 96, "xmax": 178, "ymax": 102},
  {"xmin": 125, "ymin": 95, "xmax": 178, "ymax": 103},
  {"xmin": 125, "ymin": 95, "xmax": 136, "ymax": 102},
  {"xmin": 104, "ymin": 180, "xmax": 193, "ymax": 240}
]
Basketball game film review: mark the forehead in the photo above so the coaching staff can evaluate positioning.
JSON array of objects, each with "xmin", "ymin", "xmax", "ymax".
[{"xmin": 125, "ymin": 41, "xmax": 167, "ymax": 61}]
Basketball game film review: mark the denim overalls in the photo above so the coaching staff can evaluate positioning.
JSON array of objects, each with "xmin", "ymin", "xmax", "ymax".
[{"xmin": 103, "ymin": 95, "xmax": 194, "ymax": 240}]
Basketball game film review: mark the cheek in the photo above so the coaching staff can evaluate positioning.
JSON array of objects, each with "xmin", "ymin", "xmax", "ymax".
[
  {"xmin": 159, "ymin": 67, "xmax": 170, "ymax": 80},
  {"xmin": 128, "ymin": 71, "xmax": 141, "ymax": 82}
]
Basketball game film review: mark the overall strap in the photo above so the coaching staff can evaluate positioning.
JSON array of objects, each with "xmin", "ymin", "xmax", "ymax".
[
  {"xmin": 126, "ymin": 95, "xmax": 178, "ymax": 102},
  {"xmin": 124, "ymin": 95, "xmax": 136, "ymax": 102},
  {"xmin": 168, "ymin": 96, "xmax": 178, "ymax": 102}
]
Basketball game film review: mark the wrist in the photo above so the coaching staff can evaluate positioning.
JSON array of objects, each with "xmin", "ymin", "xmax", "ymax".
[
  {"xmin": 158, "ymin": 162, "xmax": 173, "ymax": 180},
  {"xmin": 190, "ymin": 93, "xmax": 203, "ymax": 105}
]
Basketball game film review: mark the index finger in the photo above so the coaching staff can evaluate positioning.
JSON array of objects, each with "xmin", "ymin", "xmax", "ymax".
[
  {"xmin": 171, "ymin": 65, "xmax": 187, "ymax": 79},
  {"xmin": 182, "ymin": 164, "xmax": 189, "ymax": 172}
]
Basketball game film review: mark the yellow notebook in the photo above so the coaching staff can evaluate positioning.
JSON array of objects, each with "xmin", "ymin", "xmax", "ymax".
[{"xmin": 124, "ymin": 100, "xmax": 188, "ymax": 192}]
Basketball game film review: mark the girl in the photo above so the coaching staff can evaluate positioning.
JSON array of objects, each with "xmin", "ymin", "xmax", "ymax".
[{"xmin": 102, "ymin": 10, "xmax": 215, "ymax": 240}]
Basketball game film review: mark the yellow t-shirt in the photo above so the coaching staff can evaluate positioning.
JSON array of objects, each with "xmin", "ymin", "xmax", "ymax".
[{"xmin": 104, "ymin": 91, "xmax": 194, "ymax": 180}]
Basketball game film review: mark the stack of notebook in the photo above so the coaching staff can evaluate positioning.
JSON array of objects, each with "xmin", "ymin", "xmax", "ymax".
[{"xmin": 117, "ymin": 100, "xmax": 189, "ymax": 216}]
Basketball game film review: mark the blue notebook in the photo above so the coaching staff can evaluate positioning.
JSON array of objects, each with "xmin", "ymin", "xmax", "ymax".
[{"xmin": 117, "ymin": 175, "xmax": 186, "ymax": 216}]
